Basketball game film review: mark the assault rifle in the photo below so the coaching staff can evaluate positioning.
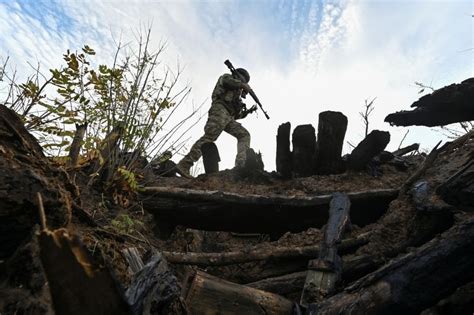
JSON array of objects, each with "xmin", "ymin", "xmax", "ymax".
[{"xmin": 224, "ymin": 59, "xmax": 270, "ymax": 120}]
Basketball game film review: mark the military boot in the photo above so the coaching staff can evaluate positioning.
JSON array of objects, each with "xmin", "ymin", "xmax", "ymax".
[{"xmin": 176, "ymin": 159, "xmax": 193, "ymax": 179}]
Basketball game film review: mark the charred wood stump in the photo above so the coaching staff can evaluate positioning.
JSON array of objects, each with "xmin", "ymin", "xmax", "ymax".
[
  {"xmin": 183, "ymin": 270, "xmax": 294, "ymax": 315},
  {"xmin": 276, "ymin": 122, "xmax": 292, "ymax": 178},
  {"xmin": 437, "ymin": 159, "xmax": 474, "ymax": 212},
  {"xmin": 300, "ymin": 192, "xmax": 350, "ymax": 305},
  {"xmin": 313, "ymin": 217, "xmax": 474, "ymax": 314},
  {"xmin": 347, "ymin": 130, "xmax": 390, "ymax": 170},
  {"xmin": 314, "ymin": 111, "xmax": 348, "ymax": 175},
  {"xmin": 292, "ymin": 124, "xmax": 317, "ymax": 177},
  {"xmin": 201, "ymin": 142, "xmax": 220, "ymax": 174}
]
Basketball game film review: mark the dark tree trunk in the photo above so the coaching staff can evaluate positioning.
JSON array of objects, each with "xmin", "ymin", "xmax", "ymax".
[
  {"xmin": 292, "ymin": 124, "xmax": 316, "ymax": 177},
  {"xmin": 347, "ymin": 130, "xmax": 390, "ymax": 170},
  {"xmin": 276, "ymin": 122, "xmax": 292, "ymax": 178},
  {"xmin": 314, "ymin": 111, "xmax": 347, "ymax": 175},
  {"xmin": 201, "ymin": 142, "xmax": 220, "ymax": 174},
  {"xmin": 313, "ymin": 217, "xmax": 474, "ymax": 315}
]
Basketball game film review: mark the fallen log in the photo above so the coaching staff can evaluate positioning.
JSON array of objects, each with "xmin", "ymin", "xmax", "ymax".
[
  {"xmin": 347, "ymin": 130, "xmax": 391, "ymax": 170},
  {"xmin": 163, "ymin": 233, "xmax": 370, "ymax": 266},
  {"xmin": 292, "ymin": 124, "xmax": 316, "ymax": 177},
  {"xmin": 301, "ymin": 193, "xmax": 350, "ymax": 304},
  {"xmin": 385, "ymin": 78, "xmax": 474, "ymax": 127},
  {"xmin": 141, "ymin": 187, "xmax": 397, "ymax": 236},
  {"xmin": 276, "ymin": 122, "xmax": 292, "ymax": 178},
  {"xmin": 314, "ymin": 111, "xmax": 347, "ymax": 175},
  {"xmin": 313, "ymin": 216, "xmax": 474, "ymax": 314},
  {"xmin": 183, "ymin": 270, "xmax": 294, "ymax": 315},
  {"xmin": 247, "ymin": 254, "xmax": 383, "ymax": 296}
]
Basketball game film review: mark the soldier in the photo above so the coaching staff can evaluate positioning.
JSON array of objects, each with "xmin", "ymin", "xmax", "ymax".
[{"xmin": 176, "ymin": 68, "xmax": 257, "ymax": 178}]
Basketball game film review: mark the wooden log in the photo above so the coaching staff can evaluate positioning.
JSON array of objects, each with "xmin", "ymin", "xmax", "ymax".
[
  {"xmin": 247, "ymin": 254, "xmax": 383, "ymax": 296},
  {"xmin": 125, "ymin": 253, "xmax": 186, "ymax": 315},
  {"xmin": 347, "ymin": 130, "xmax": 390, "ymax": 170},
  {"xmin": 385, "ymin": 78, "xmax": 474, "ymax": 127},
  {"xmin": 38, "ymin": 229, "xmax": 131, "ymax": 315},
  {"xmin": 141, "ymin": 187, "xmax": 397, "ymax": 235},
  {"xmin": 313, "ymin": 216, "xmax": 474, "ymax": 314},
  {"xmin": 292, "ymin": 124, "xmax": 316, "ymax": 177},
  {"xmin": 122, "ymin": 247, "xmax": 145, "ymax": 275},
  {"xmin": 392, "ymin": 143, "xmax": 419, "ymax": 156},
  {"xmin": 437, "ymin": 159, "xmax": 474, "ymax": 211},
  {"xmin": 183, "ymin": 270, "xmax": 294, "ymax": 315},
  {"xmin": 314, "ymin": 111, "xmax": 348, "ymax": 175},
  {"xmin": 300, "ymin": 193, "xmax": 351, "ymax": 305},
  {"xmin": 276, "ymin": 122, "xmax": 292, "ymax": 178},
  {"xmin": 201, "ymin": 142, "xmax": 220, "ymax": 174},
  {"xmin": 163, "ymin": 233, "xmax": 369, "ymax": 266}
]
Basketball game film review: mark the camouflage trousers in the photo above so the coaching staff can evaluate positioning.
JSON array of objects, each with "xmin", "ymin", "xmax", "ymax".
[{"xmin": 180, "ymin": 102, "xmax": 250, "ymax": 168}]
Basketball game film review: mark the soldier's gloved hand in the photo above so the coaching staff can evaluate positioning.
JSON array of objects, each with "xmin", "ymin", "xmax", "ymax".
[
  {"xmin": 248, "ymin": 105, "xmax": 257, "ymax": 113},
  {"xmin": 240, "ymin": 82, "xmax": 251, "ymax": 93}
]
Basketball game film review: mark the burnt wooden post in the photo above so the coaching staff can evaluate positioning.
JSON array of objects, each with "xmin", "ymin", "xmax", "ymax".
[
  {"xmin": 292, "ymin": 124, "xmax": 316, "ymax": 177},
  {"xmin": 276, "ymin": 122, "xmax": 292, "ymax": 178},
  {"xmin": 201, "ymin": 142, "xmax": 220, "ymax": 174},
  {"xmin": 347, "ymin": 130, "xmax": 390, "ymax": 170},
  {"xmin": 314, "ymin": 111, "xmax": 348, "ymax": 175},
  {"xmin": 300, "ymin": 192, "xmax": 351, "ymax": 305}
]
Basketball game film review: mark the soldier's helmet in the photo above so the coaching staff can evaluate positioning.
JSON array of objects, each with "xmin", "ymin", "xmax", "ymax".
[{"xmin": 236, "ymin": 68, "xmax": 250, "ymax": 83}]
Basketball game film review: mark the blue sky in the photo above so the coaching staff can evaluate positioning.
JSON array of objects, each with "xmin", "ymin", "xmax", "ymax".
[{"xmin": 0, "ymin": 0, "xmax": 473, "ymax": 171}]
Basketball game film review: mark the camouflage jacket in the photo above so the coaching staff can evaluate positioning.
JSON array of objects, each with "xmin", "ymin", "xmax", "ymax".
[{"xmin": 211, "ymin": 73, "xmax": 246, "ymax": 118}]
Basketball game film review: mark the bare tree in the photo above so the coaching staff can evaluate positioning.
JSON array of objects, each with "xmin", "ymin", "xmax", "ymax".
[{"xmin": 359, "ymin": 97, "xmax": 376, "ymax": 137}]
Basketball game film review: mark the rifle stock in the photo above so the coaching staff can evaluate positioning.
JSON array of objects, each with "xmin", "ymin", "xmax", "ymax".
[{"xmin": 224, "ymin": 59, "xmax": 270, "ymax": 119}]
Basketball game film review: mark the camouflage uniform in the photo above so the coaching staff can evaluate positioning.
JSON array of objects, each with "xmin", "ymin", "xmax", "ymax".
[{"xmin": 178, "ymin": 73, "xmax": 251, "ymax": 171}]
